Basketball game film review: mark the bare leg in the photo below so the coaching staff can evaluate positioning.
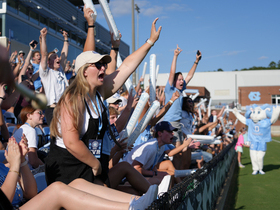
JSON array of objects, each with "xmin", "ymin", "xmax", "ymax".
[
  {"xmin": 108, "ymin": 162, "xmax": 150, "ymax": 194},
  {"xmin": 237, "ymin": 151, "xmax": 241, "ymax": 164},
  {"xmin": 21, "ymin": 181, "xmax": 130, "ymax": 210}
]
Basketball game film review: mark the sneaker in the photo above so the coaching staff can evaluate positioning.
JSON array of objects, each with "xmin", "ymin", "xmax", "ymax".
[
  {"xmin": 129, "ymin": 185, "xmax": 158, "ymax": 210},
  {"xmin": 259, "ymin": 170, "xmax": 265, "ymax": 175},
  {"xmin": 158, "ymin": 175, "xmax": 171, "ymax": 197},
  {"xmin": 239, "ymin": 164, "xmax": 245, "ymax": 168},
  {"xmin": 252, "ymin": 170, "xmax": 258, "ymax": 175}
]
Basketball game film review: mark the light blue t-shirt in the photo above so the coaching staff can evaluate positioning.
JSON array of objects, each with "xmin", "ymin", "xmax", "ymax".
[
  {"xmin": 0, "ymin": 164, "xmax": 23, "ymax": 206},
  {"xmin": 246, "ymin": 118, "xmax": 272, "ymax": 143},
  {"xmin": 32, "ymin": 63, "xmax": 42, "ymax": 90},
  {"xmin": 250, "ymin": 141, "xmax": 267, "ymax": 151},
  {"xmin": 133, "ymin": 125, "xmax": 153, "ymax": 147},
  {"xmin": 164, "ymin": 81, "xmax": 186, "ymax": 122}
]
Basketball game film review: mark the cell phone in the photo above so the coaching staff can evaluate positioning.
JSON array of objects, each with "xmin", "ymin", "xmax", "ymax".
[
  {"xmin": 197, "ymin": 50, "xmax": 202, "ymax": 61},
  {"xmin": 30, "ymin": 40, "xmax": 38, "ymax": 48}
]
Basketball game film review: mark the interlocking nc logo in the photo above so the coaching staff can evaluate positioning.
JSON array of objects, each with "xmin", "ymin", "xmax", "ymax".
[{"xmin": 248, "ymin": 92, "xmax": 261, "ymax": 101}]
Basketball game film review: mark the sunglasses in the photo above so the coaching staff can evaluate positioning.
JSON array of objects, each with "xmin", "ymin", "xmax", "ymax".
[
  {"xmin": 90, "ymin": 62, "xmax": 107, "ymax": 70},
  {"xmin": 35, "ymin": 111, "xmax": 44, "ymax": 116}
]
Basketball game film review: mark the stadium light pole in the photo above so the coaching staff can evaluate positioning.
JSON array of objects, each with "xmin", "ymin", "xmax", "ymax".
[
  {"xmin": 135, "ymin": 4, "xmax": 140, "ymax": 83},
  {"xmin": 131, "ymin": 0, "xmax": 136, "ymax": 86}
]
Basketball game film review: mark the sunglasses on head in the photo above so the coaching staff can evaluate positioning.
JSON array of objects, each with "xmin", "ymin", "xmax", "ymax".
[{"xmin": 90, "ymin": 62, "xmax": 107, "ymax": 70}]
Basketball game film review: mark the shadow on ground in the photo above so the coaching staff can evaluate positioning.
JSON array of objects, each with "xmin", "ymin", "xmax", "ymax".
[
  {"xmin": 223, "ymin": 162, "xmax": 240, "ymax": 210},
  {"xmin": 263, "ymin": 164, "xmax": 280, "ymax": 172}
]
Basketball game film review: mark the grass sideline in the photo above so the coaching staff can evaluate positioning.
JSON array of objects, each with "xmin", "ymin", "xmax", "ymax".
[{"xmin": 225, "ymin": 136, "xmax": 280, "ymax": 210}]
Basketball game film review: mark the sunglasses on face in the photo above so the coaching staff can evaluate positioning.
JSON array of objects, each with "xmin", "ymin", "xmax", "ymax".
[
  {"xmin": 90, "ymin": 62, "xmax": 107, "ymax": 70},
  {"xmin": 35, "ymin": 111, "xmax": 43, "ymax": 116}
]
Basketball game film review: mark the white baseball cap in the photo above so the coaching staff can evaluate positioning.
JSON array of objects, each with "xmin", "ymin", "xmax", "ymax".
[{"xmin": 75, "ymin": 51, "xmax": 111, "ymax": 73}]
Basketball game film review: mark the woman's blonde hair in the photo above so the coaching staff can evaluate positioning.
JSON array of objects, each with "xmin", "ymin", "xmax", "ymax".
[{"xmin": 50, "ymin": 63, "xmax": 91, "ymax": 138}]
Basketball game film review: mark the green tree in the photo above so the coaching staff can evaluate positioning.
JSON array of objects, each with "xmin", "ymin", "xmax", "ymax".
[
  {"xmin": 268, "ymin": 61, "xmax": 276, "ymax": 69},
  {"xmin": 217, "ymin": 68, "xmax": 223, "ymax": 71}
]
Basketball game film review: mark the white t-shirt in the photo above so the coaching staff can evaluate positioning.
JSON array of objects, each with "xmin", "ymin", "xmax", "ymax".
[
  {"xmin": 39, "ymin": 64, "xmax": 69, "ymax": 106},
  {"xmin": 13, "ymin": 124, "xmax": 38, "ymax": 169},
  {"xmin": 123, "ymin": 138, "xmax": 165, "ymax": 170},
  {"xmin": 55, "ymin": 95, "xmax": 105, "ymax": 149}
]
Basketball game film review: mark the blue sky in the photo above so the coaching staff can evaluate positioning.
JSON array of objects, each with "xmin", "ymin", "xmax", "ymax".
[{"xmin": 94, "ymin": 0, "xmax": 280, "ymax": 76}]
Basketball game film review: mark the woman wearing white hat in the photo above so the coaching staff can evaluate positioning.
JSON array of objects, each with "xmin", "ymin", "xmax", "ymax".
[{"xmin": 45, "ymin": 17, "xmax": 162, "ymax": 186}]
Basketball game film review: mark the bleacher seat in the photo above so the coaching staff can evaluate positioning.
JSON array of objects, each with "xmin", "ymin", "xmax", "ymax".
[
  {"xmin": 8, "ymin": 126, "xmax": 17, "ymax": 137},
  {"xmin": 35, "ymin": 127, "xmax": 44, "ymax": 148},
  {"xmin": 0, "ymin": 150, "xmax": 5, "ymax": 162},
  {"xmin": 3, "ymin": 112, "xmax": 17, "ymax": 124},
  {"xmin": 34, "ymin": 172, "xmax": 47, "ymax": 193},
  {"xmin": 42, "ymin": 127, "xmax": 51, "ymax": 143}
]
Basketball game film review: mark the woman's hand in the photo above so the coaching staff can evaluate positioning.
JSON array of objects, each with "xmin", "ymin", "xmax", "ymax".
[
  {"xmin": 170, "ymin": 91, "xmax": 180, "ymax": 102},
  {"xmin": 84, "ymin": 6, "xmax": 95, "ymax": 26},
  {"xmin": 174, "ymin": 45, "xmax": 182, "ymax": 56},
  {"xmin": 18, "ymin": 134, "xmax": 29, "ymax": 163},
  {"xmin": 149, "ymin": 18, "xmax": 162, "ymax": 44},
  {"xmin": 5, "ymin": 137, "xmax": 21, "ymax": 171},
  {"xmin": 111, "ymin": 31, "xmax": 122, "ymax": 48}
]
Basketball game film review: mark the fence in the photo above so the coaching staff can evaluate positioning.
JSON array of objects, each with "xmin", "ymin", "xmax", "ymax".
[{"xmin": 148, "ymin": 139, "xmax": 236, "ymax": 210}]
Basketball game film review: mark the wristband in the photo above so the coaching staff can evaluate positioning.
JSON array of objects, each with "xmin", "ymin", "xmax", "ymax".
[
  {"xmin": 194, "ymin": 62, "xmax": 198, "ymax": 65},
  {"xmin": 169, "ymin": 100, "xmax": 173, "ymax": 104},
  {"xmin": 111, "ymin": 47, "xmax": 119, "ymax": 51},
  {"xmin": 0, "ymin": 97, "xmax": 5, "ymax": 100},
  {"xmin": 88, "ymin": 25, "xmax": 95, "ymax": 28},
  {"xmin": 9, "ymin": 170, "xmax": 20, "ymax": 178},
  {"xmin": 64, "ymin": 40, "xmax": 69, "ymax": 42},
  {"xmin": 20, "ymin": 160, "xmax": 28, "ymax": 167},
  {"xmin": 146, "ymin": 39, "xmax": 154, "ymax": 46}
]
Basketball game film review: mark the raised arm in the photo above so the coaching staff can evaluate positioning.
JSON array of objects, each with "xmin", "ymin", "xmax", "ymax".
[
  {"xmin": 101, "ymin": 18, "xmax": 162, "ymax": 99},
  {"xmin": 150, "ymin": 91, "xmax": 180, "ymax": 127},
  {"xmin": 18, "ymin": 135, "xmax": 37, "ymax": 200},
  {"xmin": 40, "ymin": 28, "xmax": 48, "ymax": 71},
  {"xmin": 271, "ymin": 106, "xmax": 280, "ymax": 124},
  {"xmin": 60, "ymin": 30, "xmax": 69, "ymax": 70},
  {"xmin": 83, "ymin": 6, "xmax": 95, "ymax": 52},
  {"xmin": 184, "ymin": 50, "xmax": 201, "ymax": 85},
  {"xmin": 114, "ymin": 91, "xmax": 138, "ymax": 132},
  {"xmin": 106, "ymin": 32, "xmax": 122, "ymax": 76},
  {"xmin": 232, "ymin": 108, "xmax": 246, "ymax": 125},
  {"xmin": 135, "ymin": 76, "xmax": 144, "ymax": 96},
  {"xmin": 18, "ymin": 40, "xmax": 37, "ymax": 83},
  {"xmin": 168, "ymin": 45, "xmax": 182, "ymax": 86},
  {"xmin": 0, "ymin": 84, "xmax": 9, "ymax": 145}
]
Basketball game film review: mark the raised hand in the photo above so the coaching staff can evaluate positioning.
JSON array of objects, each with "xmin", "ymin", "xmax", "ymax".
[
  {"xmin": 5, "ymin": 137, "xmax": 21, "ymax": 170},
  {"xmin": 149, "ymin": 18, "xmax": 162, "ymax": 44},
  {"xmin": 174, "ymin": 45, "xmax": 182, "ymax": 56}
]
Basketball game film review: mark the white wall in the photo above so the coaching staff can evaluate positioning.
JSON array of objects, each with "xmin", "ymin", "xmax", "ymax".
[{"xmin": 144, "ymin": 70, "xmax": 280, "ymax": 104}]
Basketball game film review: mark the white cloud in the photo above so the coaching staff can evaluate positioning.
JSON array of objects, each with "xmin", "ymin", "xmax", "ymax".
[
  {"xmin": 258, "ymin": 56, "xmax": 268, "ymax": 60},
  {"xmin": 165, "ymin": 3, "xmax": 192, "ymax": 12},
  {"xmin": 223, "ymin": 50, "xmax": 245, "ymax": 56},
  {"xmin": 142, "ymin": 6, "xmax": 164, "ymax": 16},
  {"xmin": 109, "ymin": 0, "xmax": 132, "ymax": 17}
]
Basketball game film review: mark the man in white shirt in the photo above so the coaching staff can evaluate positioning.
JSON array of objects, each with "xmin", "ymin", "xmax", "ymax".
[
  {"xmin": 39, "ymin": 27, "xmax": 69, "ymax": 125},
  {"xmin": 123, "ymin": 121, "xmax": 192, "ymax": 185}
]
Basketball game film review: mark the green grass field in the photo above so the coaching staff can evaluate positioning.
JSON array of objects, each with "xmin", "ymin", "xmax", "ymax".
[{"xmin": 225, "ymin": 136, "xmax": 280, "ymax": 210}]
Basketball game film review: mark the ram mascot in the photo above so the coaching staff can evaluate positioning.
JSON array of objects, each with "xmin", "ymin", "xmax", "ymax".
[{"xmin": 233, "ymin": 104, "xmax": 280, "ymax": 175}]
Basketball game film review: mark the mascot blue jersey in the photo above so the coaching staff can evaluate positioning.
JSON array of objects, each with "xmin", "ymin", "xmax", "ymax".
[{"xmin": 246, "ymin": 118, "xmax": 272, "ymax": 143}]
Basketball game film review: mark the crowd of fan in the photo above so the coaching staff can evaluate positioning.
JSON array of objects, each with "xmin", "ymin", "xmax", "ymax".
[{"xmin": 0, "ymin": 6, "xmax": 240, "ymax": 210}]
